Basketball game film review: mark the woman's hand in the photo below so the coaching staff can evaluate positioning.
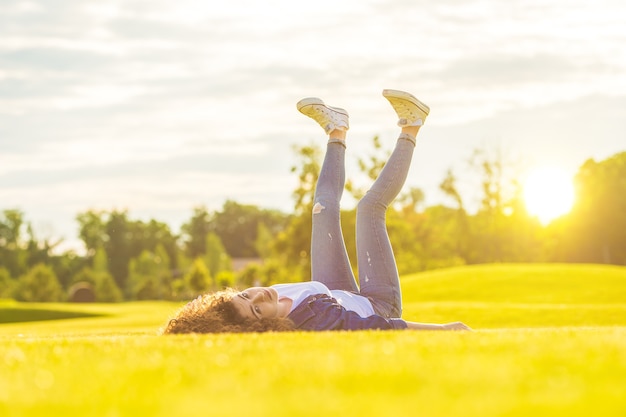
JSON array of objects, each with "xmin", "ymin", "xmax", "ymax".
[
  {"xmin": 406, "ymin": 321, "xmax": 472, "ymax": 331},
  {"xmin": 441, "ymin": 321, "xmax": 471, "ymax": 331}
]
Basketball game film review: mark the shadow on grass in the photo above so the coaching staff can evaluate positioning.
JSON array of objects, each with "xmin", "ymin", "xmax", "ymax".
[{"xmin": 0, "ymin": 307, "xmax": 108, "ymax": 324}]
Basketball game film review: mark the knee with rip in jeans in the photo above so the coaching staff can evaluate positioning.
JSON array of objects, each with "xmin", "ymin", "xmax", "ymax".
[
  {"xmin": 313, "ymin": 195, "xmax": 340, "ymax": 215},
  {"xmin": 312, "ymin": 201, "xmax": 326, "ymax": 214}
]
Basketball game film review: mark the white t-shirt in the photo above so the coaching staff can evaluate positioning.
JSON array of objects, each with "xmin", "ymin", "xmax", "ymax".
[{"xmin": 271, "ymin": 281, "xmax": 375, "ymax": 318}]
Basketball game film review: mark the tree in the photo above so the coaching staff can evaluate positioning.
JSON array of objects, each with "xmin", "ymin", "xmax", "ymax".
[
  {"xmin": 345, "ymin": 136, "xmax": 429, "ymax": 272},
  {"xmin": 210, "ymin": 201, "xmax": 288, "ymax": 258},
  {"xmin": 95, "ymin": 272, "xmax": 123, "ymax": 302},
  {"xmin": 290, "ymin": 143, "xmax": 322, "ymax": 215},
  {"xmin": 204, "ymin": 232, "xmax": 231, "ymax": 278},
  {"xmin": 181, "ymin": 203, "xmax": 287, "ymax": 260},
  {"xmin": 0, "ymin": 267, "xmax": 13, "ymax": 299},
  {"xmin": 465, "ymin": 148, "xmax": 529, "ymax": 263},
  {"xmin": 181, "ymin": 206, "xmax": 212, "ymax": 259},
  {"xmin": 563, "ymin": 152, "xmax": 626, "ymax": 264},
  {"xmin": 440, "ymin": 169, "xmax": 465, "ymax": 212},
  {"xmin": 77, "ymin": 210, "xmax": 180, "ymax": 296},
  {"xmin": 126, "ymin": 249, "xmax": 171, "ymax": 300},
  {"xmin": 80, "ymin": 246, "xmax": 122, "ymax": 302},
  {"xmin": 0, "ymin": 209, "xmax": 23, "ymax": 249},
  {"xmin": 0, "ymin": 209, "xmax": 27, "ymax": 278},
  {"xmin": 13, "ymin": 264, "xmax": 63, "ymax": 302},
  {"xmin": 271, "ymin": 143, "xmax": 322, "ymax": 280},
  {"xmin": 46, "ymin": 250, "xmax": 87, "ymax": 290},
  {"xmin": 237, "ymin": 263, "xmax": 262, "ymax": 288},
  {"xmin": 132, "ymin": 219, "xmax": 179, "ymax": 271},
  {"xmin": 184, "ymin": 258, "xmax": 211, "ymax": 293},
  {"xmin": 235, "ymin": 259, "xmax": 289, "ymax": 288},
  {"xmin": 71, "ymin": 247, "xmax": 123, "ymax": 303},
  {"xmin": 254, "ymin": 222, "xmax": 274, "ymax": 260},
  {"xmin": 438, "ymin": 169, "xmax": 471, "ymax": 261},
  {"xmin": 76, "ymin": 210, "xmax": 132, "ymax": 290},
  {"xmin": 93, "ymin": 245, "xmax": 109, "ymax": 274},
  {"xmin": 105, "ymin": 211, "xmax": 133, "ymax": 291},
  {"xmin": 76, "ymin": 210, "xmax": 107, "ymax": 257},
  {"xmin": 346, "ymin": 135, "xmax": 389, "ymax": 201}
]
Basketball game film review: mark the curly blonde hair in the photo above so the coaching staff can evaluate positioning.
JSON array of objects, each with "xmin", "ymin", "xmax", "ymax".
[{"xmin": 161, "ymin": 288, "xmax": 296, "ymax": 334}]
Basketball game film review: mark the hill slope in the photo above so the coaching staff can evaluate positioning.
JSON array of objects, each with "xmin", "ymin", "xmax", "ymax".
[
  {"xmin": 402, "ymin": 263, "xmax": 626, "ymax": 304},
  {"xmin": 400, "ymin": 263, "xmax": 626, "ymax": 328}
]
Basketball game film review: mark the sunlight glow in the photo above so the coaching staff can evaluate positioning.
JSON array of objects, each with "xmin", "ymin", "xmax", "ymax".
[{"xmin": 523, "ymin": 166, "xmax": 575, "ymax": 224}]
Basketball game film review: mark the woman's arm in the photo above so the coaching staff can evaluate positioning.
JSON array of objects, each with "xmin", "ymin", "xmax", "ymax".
[
  {"xmin": 289, "ymin": 295, "xmax": 409, "ymax": 331},
  {"xmin": 289, "ymin": 295, "xmax": 472, "ymax": 331},
  {"xmin": 406, "ymin": 321, "xmax": 471, "ymax": 331}
]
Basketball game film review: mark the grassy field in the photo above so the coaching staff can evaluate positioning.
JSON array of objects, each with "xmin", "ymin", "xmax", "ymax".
[{"xmin": 1, "ymin": 263, "xmax": 625, "ymax": 417}]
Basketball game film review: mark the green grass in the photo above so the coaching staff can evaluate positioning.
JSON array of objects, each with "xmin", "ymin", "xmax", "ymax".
[
  {"xmin": 1, "ymin": 263, "xmax": 625, "ymax": 417},
  {"xmin": 401, "ymin": 263, "xmax": 626, "ymax": 328}
]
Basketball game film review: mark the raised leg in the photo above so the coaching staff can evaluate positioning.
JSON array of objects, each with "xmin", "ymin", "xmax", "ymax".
[
  {"xmin": 310, "ymin": 137, "xmax": 358, "ymax": 291},
  {"xmin": 356, "ymin": 89, "xmax": 430, "ymax": 317},
  {"xmin": 297, "ymin": 98, "xmax": 358, "ymax": 291},
  {"xmin": 356, "ymin": 134, "xmax": 415, "ymax": 317}
]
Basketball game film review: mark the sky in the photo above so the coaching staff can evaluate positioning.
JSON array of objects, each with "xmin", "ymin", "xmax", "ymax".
[{"xmin": 1, "ymin": 0, "xmax": 625, "ymax": 253}]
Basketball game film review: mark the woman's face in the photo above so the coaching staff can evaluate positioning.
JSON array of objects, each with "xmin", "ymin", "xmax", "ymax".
[{"xmin": 230, "ymin": 287, "xmax": 280, "ymax": 320}]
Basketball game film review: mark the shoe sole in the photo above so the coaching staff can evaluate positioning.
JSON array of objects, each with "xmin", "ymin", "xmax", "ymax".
[
  {"xmin": 382, "ymin": 89, "xmax": 430, "ymax": 115},
  {"xmin": 296, "ymin": 97, "xmax": 349, "ymax": 116}
]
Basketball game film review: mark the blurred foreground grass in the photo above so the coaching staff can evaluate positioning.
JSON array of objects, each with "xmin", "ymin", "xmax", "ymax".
[{"xmin": 1, "ymin": 263, "xmax": 625, "ymax": 417}]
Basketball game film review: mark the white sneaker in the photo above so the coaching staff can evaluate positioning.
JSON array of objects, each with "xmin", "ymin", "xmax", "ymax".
[
  {"xmin": 297, "ymin": 97, "xmax": 349, "ymax": 134},
  {"xmin": 382, "ymin": 89, "xmax": 430, "ymax": 127}
]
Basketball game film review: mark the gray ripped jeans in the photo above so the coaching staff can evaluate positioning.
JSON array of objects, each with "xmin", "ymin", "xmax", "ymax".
[{"xmin": 310, "ymin": 134, "xmax": 416, "ymax": 318}]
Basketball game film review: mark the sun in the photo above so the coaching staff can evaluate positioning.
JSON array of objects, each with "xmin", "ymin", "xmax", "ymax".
[{"xmin": 523, "ymin": 166, "xmax": 575, "ymax": 224}]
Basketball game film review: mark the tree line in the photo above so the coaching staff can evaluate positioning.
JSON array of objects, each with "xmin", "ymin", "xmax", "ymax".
[{"xmin": 1, "ymin": 141, "xmax": 625, "ymax": 302}]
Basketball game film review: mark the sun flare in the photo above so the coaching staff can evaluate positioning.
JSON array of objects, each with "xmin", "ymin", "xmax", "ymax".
[{"xmin": 523, "ymin": 166, "xmax": 575, "ymax": 224}]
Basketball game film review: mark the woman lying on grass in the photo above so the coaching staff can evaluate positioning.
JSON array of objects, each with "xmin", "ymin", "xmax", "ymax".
[{"xmin": 163, "ymin": 89, "xmax": 470, "ymax": 334}]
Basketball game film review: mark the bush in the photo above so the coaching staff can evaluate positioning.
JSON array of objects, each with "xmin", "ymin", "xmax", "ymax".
[
  {"xmin": 71, "ymin": 267, "xmax": 123, "ymax": 302},
  {"xmin": 68, "ymin": 282, "xmax": 96, "ymax": 302},
  {"xmin": 184, "ymin": 258, "xmax": 211, "ymax": 293},
  {"xmin": 215, "ymin": 270, "xmax": 235, "ymax": 289},
  {"xmin": 95, "ymin": 272, "xmax": 123, "ymax": 302},
  {"xmin": 13, "ymin": 264, "xmax": 63, "ymax": 302}
]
